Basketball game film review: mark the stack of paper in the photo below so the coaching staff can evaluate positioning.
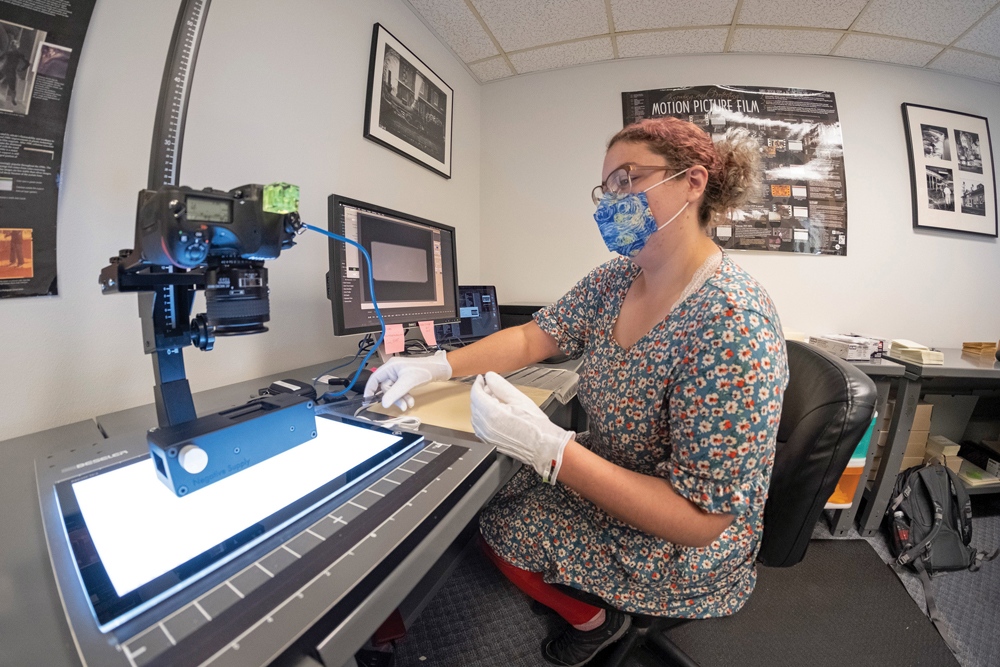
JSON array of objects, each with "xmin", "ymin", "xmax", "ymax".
[
  {"xmin": 963, "ymin": 341, "xmax": 998, "ymax": 355},
  {"xmin": 926, "ymin": 435, "xmax": 961, "ymax": 459},
  {"xmin": 889, "ymin": 339, "xmax": 944, "ymax": 365},
  {"xmin": 924, "ymin": 435, "xmax": 962, "ymax": 471},
  {"xmin": 958, "ymin": 459, "xmax": 1000, "ymax": 487}
]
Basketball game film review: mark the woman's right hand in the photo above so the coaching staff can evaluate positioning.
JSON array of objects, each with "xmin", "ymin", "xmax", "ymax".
[{"xmin": 363, "ymin": 350, "xmax": 452, "ymax": 411}]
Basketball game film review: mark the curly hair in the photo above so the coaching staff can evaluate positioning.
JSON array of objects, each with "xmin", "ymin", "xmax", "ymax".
[{"xmin": 608, "ymin": 117, "xmax": 760, "ymax": 228}]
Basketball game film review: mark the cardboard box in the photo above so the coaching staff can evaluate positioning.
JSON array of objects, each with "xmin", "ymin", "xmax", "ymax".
[
  {"xmin": 809, "ymin": 336, "xmax": 870, "ymax": 361},
  {"xmin": 923, "ymin": 453, "xmax": 963, "ymax": 473},
  {"xmin": 870, "ymin": 455, "xmax": 925, "ymax": 478},
  {"xmin": 874, "ymin": 429, "xmax": 928, "ymax": 457},
  {"xmin": 880, "ymin": 400, "xmax": 932, "ymax": 431},
  {"xmin": 914, "ymin": 402, "xmax": 933, "ymax": 431},
  {"xmin": 926, "ymin": 434, "xmax": 960, "ymax": 458}
]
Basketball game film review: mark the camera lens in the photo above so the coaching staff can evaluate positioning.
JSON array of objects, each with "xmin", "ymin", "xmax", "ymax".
[{"xmin": 204, "ymin": 261, "xmax": 270, "ymax": 336}]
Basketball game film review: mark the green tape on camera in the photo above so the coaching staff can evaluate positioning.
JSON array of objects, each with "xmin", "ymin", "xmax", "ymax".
[{"xmin": 263, "ymin": 182, "xmax": 299, "ymax": 214}]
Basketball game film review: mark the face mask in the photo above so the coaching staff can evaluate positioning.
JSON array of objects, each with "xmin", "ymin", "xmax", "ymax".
[{"xmin": 593, "ymin": 169, "xmax": 689, "ymax": 258}]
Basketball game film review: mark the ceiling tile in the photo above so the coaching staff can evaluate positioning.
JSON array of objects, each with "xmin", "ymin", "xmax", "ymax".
[
  {"xmin": 738, "ymin": 0, "xmax": 869, "ymax": 30},
  {"xmin": 508, "ymin": 37, "xmax": 614, "ymax": 74},
  {"xmin": 470, "ymin": 56, "xmax": 515, "ymax": 82},
  {"xmin": 471, "ymin": 0, "xmax": 608, "ymax": 52},
  {"xmin": 610, "ymin": 0, "xmax": 736, "ymax": 32},
  {"xmin": 955, "ymin": 6, "xmax": 1000, "ymax": 59},
  {"xmin": 834, "ymin": 33, "xmax": 943, "ymax": 67},
  {"xmin": 408, "ymin": 0, "xmax": 498, "ymax": 62},
  {"xmin": 617, "ymin": 28, "xmax": 729, "ymax": 58},
  {"xmin": 929, "ymin": 49, "xmax": 1000, "ymax": 84},
  {"xmin": 852, "ymin": 0, "xmax": 994, "ymax": 45},
  {"xmin": 729, "ymin": 28, "xmax": 841, "ymax": 55}
]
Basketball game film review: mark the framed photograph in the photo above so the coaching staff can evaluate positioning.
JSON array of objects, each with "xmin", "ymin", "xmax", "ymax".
[
  {"xmin": 902, "ymin": 103, "xmax": 997, "ymax": 237},
  {"xmin": 364, "ymin": 23, "xmax": 453, "ymax": 179}
]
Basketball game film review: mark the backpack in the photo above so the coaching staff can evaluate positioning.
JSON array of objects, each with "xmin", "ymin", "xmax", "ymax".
[{"xmin": 885, "ymin": 460, "xmax": 998, "ymax": 649}]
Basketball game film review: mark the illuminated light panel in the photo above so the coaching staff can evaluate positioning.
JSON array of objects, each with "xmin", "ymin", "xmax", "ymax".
[{"xmin": 71, "ymin": 418, "xmax": 401, "ymax": 597}]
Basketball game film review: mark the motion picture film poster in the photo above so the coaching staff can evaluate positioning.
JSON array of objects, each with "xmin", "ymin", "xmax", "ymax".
[
  {"xmin": 0, "ymin": 0, "xmax": 96, "ymax": 297},
  {"xmin": 622, "ymin": 85, "xmax": 848, "ymax": 255}
]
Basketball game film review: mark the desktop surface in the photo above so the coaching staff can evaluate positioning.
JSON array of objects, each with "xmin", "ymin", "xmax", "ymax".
[{"xmin": 891, "ymin": 347, "xmax": 1000, "ymax": 379}]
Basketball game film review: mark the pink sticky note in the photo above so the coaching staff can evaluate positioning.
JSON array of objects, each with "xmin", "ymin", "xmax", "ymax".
[
  {"xmin": 418, "ymin": 320, "xmax": 437, "ymax": 347},
  {"xmin": 383, "ymin": 324, "xmax": 405, "ymax": 354}
]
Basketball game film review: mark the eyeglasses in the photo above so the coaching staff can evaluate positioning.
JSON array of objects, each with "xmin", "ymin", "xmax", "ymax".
[{"xmin": 592, "ymin": 165, "xmax": 671, "ymax": 206}]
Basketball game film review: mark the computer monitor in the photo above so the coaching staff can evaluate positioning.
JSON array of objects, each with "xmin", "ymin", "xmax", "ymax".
[
  {"xmin": 327, "ymin": 195, "xmax": 459, "ymax": 336},
  {"xmin": 434, "ymin": 285, "xmax": 501, "ymax": 343}
]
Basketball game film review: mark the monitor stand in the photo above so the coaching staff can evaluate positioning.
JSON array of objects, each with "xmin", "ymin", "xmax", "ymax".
[{"xmin": 377, "ymin": 344, "xmax": 398, "ymax": 364}]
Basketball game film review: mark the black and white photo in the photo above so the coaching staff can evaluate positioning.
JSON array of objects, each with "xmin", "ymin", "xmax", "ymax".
[
  {"xmin": 364, "ymin": 23, "xmax": 453, "ymax": 178},
  {"xmin": 961, "ymin": 180, "xmax": 986, "ymax": 216},
  {"xmin": 903, "ymin": 103, "xmax": 997, "ymax": 237},
  {"xmin": 921, "ymin": 124, "xmax": 951, "ymax": 160},
  {"xmin": 925, "ymin": 166, "xmax": 954, "ymax": 211},
  {"xmin": 0, "ymin": 19, "xmax": 46, "ymax": 115},
  {"xmin": 955, "ymin": 129, "xmax": 983, "ymax": 174}
]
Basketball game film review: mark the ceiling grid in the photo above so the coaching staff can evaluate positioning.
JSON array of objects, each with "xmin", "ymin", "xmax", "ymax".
[
  {"xmin": 724, "ymin": 0, "xmax": 744, "ymax": 52},
  {"xmin": 830, "ymin": 0, "xmax": 876, "ymax": 55},
  {"xmin": 404, "ymin": 0, "xmax": 1000, "ymax": 85},
  {"xmin": 604, "ymin": 0, "xmax": 620, "ymax": 59}
]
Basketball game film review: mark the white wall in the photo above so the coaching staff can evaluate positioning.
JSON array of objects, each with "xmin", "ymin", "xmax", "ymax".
[
  {"xmin": 0, "ymin": 0, "xmax": 481, "ymax": 441},
  {"xmin": 479, "ymin": 54, "xmax": 1000, "ymax": 348}
]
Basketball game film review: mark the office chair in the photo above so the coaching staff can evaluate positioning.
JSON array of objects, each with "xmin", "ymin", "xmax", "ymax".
[{"xmin": 554, "ymin": 340, "xmax": 878, "ymax": 666}]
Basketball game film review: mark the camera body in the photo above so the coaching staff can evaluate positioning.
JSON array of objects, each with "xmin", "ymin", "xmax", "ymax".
[
  {"xmin": 104, "ymin": 183, "xmax": 303, "ymax": 337},
  {"xmin": 134, "ymin": 184, "xmax": 295, "ymax": 270}
]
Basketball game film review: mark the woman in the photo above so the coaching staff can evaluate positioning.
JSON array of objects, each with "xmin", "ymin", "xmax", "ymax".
[{"xmin": 364, "ymin": 117, "xmax": 788, "ymax": 666}]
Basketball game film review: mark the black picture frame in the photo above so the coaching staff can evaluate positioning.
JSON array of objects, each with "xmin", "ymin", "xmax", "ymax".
[
  {"xmin": 364, "ymin": 23, "xmax": 453, "ymax": 179},
  {"xmin": 902, "ymin": 103, "xmax": 997, "ymax": 237}
]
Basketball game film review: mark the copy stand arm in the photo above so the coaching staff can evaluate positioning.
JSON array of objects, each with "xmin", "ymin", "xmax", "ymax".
[{"xmin": 137, "ymin": 270, "xmax": 202, "ymax": 428}]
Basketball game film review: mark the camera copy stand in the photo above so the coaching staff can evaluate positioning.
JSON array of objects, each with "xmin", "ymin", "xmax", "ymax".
[{"xmin": 97, "ymin": 0, "xmax": 315, "ymax": 497}]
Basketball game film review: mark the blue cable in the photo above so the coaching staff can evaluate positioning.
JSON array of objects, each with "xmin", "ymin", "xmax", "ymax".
[
  {"xmin": 304, "ymin": 223, "xmax": 386, "ymax": 398},
  {"xmin": 311, "ymin": 337, "xmax": 368, "ymax": 398}
]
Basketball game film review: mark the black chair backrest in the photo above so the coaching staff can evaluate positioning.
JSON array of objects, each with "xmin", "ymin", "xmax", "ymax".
[{"xmin": 758, "ymin": 341, "xmax": 877, "ymax": 568}]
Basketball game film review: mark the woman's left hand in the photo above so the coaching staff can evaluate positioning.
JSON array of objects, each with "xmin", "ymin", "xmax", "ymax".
[{"xmin": 470, "ymin": 372, "xmax": 574, "ymax": 484}]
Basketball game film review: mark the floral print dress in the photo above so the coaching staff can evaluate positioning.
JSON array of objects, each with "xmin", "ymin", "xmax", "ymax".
[{"xmin": 480, "ymin": 253, "xmax": 788, "ymax": 618}]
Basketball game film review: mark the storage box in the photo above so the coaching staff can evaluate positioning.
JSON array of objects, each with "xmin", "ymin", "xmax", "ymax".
[
  {"xmin": 838, "ymin": 334, "xmax": 887, "ymax": 359},
  {"xmin": 874, "ymin": 429, "xmax": 928, "ymax": 458},
  {"xmin": 828, "ymin": 461, "xmax": 865, "ymax": 506},
  {"xmin": 809, "ymin": 336, "xmax": 870, "ymax": 361},
  {"xmin": 881, "ymin": 400, "xmax": 932, "ymax": 431},
  {"xmin": 922, "ymin": 454, "xmax": 963, "ymax": 473},
  {"xmin": 870, "ymin": 455, "xmax": 924, "ymax": 478},
  {"xmin": 926, "ymin": 434, "xmax": 960, "ymax": 459}
]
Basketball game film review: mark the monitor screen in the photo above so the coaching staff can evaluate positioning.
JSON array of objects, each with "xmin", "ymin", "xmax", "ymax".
[
  {"xmin": 56, "ymin": 417, "xmax": 420, "ymax": 631},
  {"xmin": 435, "ymin": 285, "xmax": 501, "ymax": 343},
  {"xmin": 328, "ymin": 196, "xmax": 459, "ymax": 336}
]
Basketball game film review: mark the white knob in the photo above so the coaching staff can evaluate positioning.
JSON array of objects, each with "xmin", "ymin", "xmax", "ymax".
[{"xmin": 178, "ymin": 444, "xmax": 208, "ymax": 474}]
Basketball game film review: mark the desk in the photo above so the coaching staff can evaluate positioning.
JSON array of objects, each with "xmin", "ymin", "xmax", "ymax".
[
  {"xmin": 827, "ymin": 357, "xmax": 906, "ymax": 536},
  {"xmin": 0, "ymin": 420, "xmax": 105, "ymax": 667},
  {"xmin": 4, "ymin": 356, "xmax": 577, "ymax": 667},
  {"xmin": 857, "ymin": 349, "xmax": 1000, "ymax": 536}
]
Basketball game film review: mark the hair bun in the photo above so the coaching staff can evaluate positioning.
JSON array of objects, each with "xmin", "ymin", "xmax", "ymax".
[{"xmin": 706, "ymin": 128, "xmax": 761, "ymax": 224}]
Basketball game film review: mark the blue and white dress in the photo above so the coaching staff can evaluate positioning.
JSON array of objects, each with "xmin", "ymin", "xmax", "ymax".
[{"xmin": 480, "ymin": 253, "xmax": 788, "ymax": 618}]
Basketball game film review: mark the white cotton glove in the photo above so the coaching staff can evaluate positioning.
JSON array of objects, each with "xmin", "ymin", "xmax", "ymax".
[
  {"xmin": 363, "ymin": 350, "xmax": 452, "ymax": 411},
  {"xmin": 470, "ymin": 372, "xmax": 574, "ymax": 485}
]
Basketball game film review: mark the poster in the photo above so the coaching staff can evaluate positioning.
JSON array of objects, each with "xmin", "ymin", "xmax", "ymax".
[
  {"xmin": 622, "ymin": 85, "xmax": 848, "ymax": 255},
  {"xmin": 0, "ymin": 0, "xmax": 96, "ymax": 297}
]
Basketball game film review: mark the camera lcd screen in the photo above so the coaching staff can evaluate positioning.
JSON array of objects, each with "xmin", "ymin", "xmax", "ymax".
[
  {"xmin": 186, "ymin": 196, "xmax": 232, "ymax": 223},
  {"xmin": 56, "ymin": 416, "xmax": 419, "ymax": 631}
]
